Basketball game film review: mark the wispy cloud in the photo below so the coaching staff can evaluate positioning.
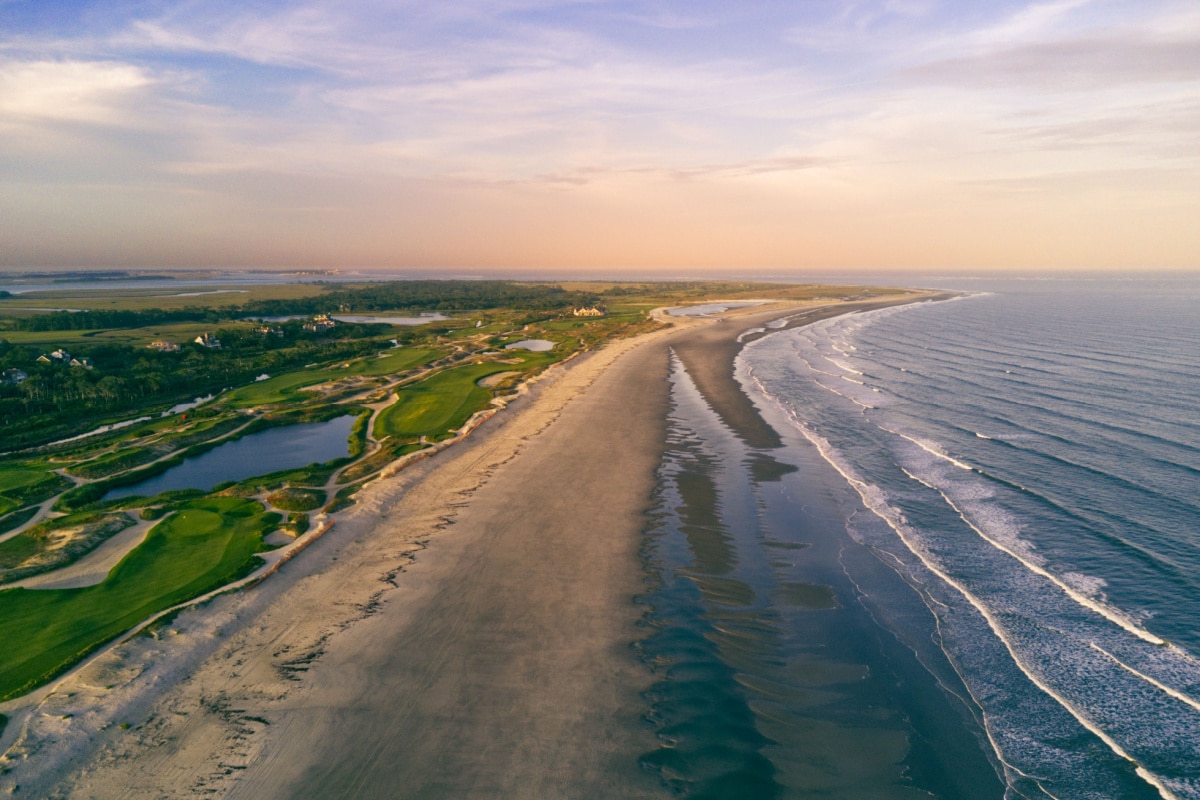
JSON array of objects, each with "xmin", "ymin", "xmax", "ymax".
[
  {"xmin": 0, "ymin": 59, "xmax": 154, "ymax": 124},
  {"xmin": 967, "ymin": 0, "xmax": 1099, "ymax": 47},
  {"xmin": 1, "ymin": 0, "xmax": 1196, "ymax": 269},
  {"xmin": 902, "ymin": 32, "xmax": 1200, "ymax": 91}
]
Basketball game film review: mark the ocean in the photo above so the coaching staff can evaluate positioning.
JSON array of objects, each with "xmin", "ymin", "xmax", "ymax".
[{"xmin": 636, "ymin": 278, "xmax": 1200, "ymax": 799}]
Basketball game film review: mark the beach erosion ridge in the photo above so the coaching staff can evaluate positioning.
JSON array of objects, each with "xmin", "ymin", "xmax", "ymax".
[{"xmin": 0, "ymin": 289, "xmax": 950, "ymax": 799}]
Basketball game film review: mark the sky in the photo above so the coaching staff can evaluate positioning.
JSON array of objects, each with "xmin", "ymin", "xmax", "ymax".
[{"xmin": 1, "ymin": 0, "xmax": 1198, "ymax": 273}]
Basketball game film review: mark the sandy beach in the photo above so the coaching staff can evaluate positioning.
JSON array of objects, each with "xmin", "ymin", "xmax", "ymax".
[{"xmin": 0, "ymin": 294, "xmax": 929, "ymax": 799}]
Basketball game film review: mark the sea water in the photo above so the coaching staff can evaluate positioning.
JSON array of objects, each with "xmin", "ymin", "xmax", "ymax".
[{"xmin": 637, "ymin": 278, "xmax": 1200, "ymax": 799}]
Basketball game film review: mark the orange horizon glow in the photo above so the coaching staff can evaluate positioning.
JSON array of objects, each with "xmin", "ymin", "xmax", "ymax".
[{"xmin": 2, "ymin": 2, "xmax": 1198, "ymax": 272}]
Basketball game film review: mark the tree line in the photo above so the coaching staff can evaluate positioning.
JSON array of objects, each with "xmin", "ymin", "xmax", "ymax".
[
  {"xmin": 5, "ymin": 281, "xmax": 600, "ymax": 333},
  {"xmin": 0, "ymin": 320, "xmax": 396, "ymax": 449}
]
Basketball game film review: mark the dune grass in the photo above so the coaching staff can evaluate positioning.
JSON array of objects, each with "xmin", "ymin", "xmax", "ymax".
[
  {"xmin": 0, "ymin": 496, "xmax": 277, "ymax": 701},
  {"xmin": 266, "ymin": 488, "xmax": 325, "ymax": 512}
]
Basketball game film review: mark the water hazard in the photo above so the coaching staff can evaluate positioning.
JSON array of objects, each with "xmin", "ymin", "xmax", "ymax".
[{"xmin": 105, "ymin": 415, "xmax": 355, "ymax": 500}]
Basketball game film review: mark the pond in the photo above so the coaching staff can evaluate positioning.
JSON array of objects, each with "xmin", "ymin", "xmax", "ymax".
[
  {"xmin": 248, "ymin": 313, "xmax": 449, "ymax": 326},
  {"xmin": 163, "ymin": 394, "xmax": 215, "ymax": 416},
  {"xmin": 105, "ymin": 415, "xmax": 356, "ymax": 501},
  {"xmin": 329, "ymin": 313, "xmax": 449, "ymax": 325},
  {"xmin": 504, "ymin": 339, "xmax": 555, "ymax": 352},
  {"xmin": 667, "ymin": 301, "xmax": 770, "ymax": 316}
]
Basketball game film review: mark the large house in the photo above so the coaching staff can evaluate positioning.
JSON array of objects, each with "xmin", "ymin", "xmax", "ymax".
[
  {"xmin": 34, "ymin": 349, "xmax": 91, "ymax": 368},
  {"xmin": 572, "ymin": 306, "xmax": 607, "ymax": 317},
  {"xmin": 148, "ymin": 340, "xmax": 181, "ymax": 352},
  {"xmin": 303, "ymin": 314, "xmax": 337, "ymax": 332},
  {"xmin": 37, "ymin": 348, "xmax": 72, "ymax": 364},
  {"xmin": 1, "ymin": 368, "xmax": 27, "ymax": 385},
  {"xmin": 194, "ymin": 333, "xmax": 221, "ymax": 348}
]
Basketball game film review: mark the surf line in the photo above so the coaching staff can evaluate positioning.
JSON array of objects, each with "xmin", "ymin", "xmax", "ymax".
[
  {"xmin": 744, "ymin": 367, "xmax": 1181, "ymax": 800},
  {"xmin": 800, "ymin": 418, "xmax": 1180, "ymax": 800},
  {"xmin": 897, "ymin": 467, "xmax": 1164, "ymax": 647},
  {"xmin": 1090, "ymin": 643, "xmax": 1200, "ymax": 715}
]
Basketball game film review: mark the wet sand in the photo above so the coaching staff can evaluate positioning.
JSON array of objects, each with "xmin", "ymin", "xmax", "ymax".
[
  {"xmin": 671, "ymin": 296, "xmax": 954, "ymax": 449},
  {"xmin": 0, "ymin": 293, "xmax": 930, "ymax": 799}
]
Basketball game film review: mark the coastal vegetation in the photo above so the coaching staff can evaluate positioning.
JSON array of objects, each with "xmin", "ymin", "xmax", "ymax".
[
  {"xmin": 0, "ymin": 497, "xmax": 276, "ymax": 701},
  {"xmin": 374, "ymin": 362, "xmax": 517, "ymax": 440},
  {"xmin": 0, "ymin": 512, "xmax": 135, "ymax": 584},
  {"xmin": 0, "ymin": 277, "xmax": 897, "ymax": 702}
]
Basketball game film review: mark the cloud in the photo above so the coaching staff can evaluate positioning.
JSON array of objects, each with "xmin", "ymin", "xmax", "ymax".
[
  {"xmin": 529, "ymin": 153, "xmax": 830, "ymax": 186},
  {"xmin": 0, "ymin": 59, "xmax": 154, "ymax": 124},
  {"xmin": 967, "ymin": 0, "xmax": 1099, "ymax": 47},
  {"xmin": 901, "ymin": 32, "xmax": 1200, "ymax": 91}
]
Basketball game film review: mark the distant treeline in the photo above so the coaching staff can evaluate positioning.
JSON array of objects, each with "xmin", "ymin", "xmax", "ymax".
[
  {"xmin": 10, "ymin": 308, "xmax": 219, "ymax": 331},
  {"xmin": 5, "ymin": 281, "xmax": 599, "ymax": 332},
  {"xmin": 0, "ymin": 320, "xmax": 396, "ymax": 449},
  {"xmin": 240, "ymin": 280, "xmax": 597, "ymax": 315}
]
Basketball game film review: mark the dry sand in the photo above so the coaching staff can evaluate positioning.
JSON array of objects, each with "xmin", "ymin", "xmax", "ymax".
[{"xmin": 0, "ymin": 294, "xmax": 930, "ymax": 799}]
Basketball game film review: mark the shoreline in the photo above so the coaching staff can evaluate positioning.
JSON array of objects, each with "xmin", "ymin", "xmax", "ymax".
[{"xmin": 0, "ymin": 291, "xmax": 937, "ymax": 797}]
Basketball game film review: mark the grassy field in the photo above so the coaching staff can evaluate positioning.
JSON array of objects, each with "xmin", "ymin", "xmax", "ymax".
[
  {"xmin": 353, "ymin": 347, "xmax": 441, "ymax": 377},
  {"xmin": 374, "ymin": 362, "xmax": 516, "ymax": 440},
  {"xmin": 0, "ymin": 463, "xmax": 72, "ymax": 512},
  {"xmin": 0, "ymin": 282, "xmax": 326, "ymax": 313},
  {"xmin": 0, "ymin": 321, "xmax": 272, "ymax": 348},
  {"xmin": 0, "ymin": 496, "xmax": 277, "ymax": 701},
  {"xmin": 222, "ymin": 346, "xmax": 440, "ymax": 407},
  {"xmin": 0, "ymin": 466, "xmax": 45, "ymax": 515},
  {"xmin": 66, "ymin": 446, "xmax": 159, "ymax": 479},
  {"xmin": 222, "ymin": 368, "xmax": 352, "ymax": 407}
]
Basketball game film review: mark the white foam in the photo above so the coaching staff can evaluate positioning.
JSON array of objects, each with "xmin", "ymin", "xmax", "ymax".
[
  {"xmin": 788, "ymin": 415, "xmax": 1181, "ymax": 800},
  {"xmin": 740, "ymin": 294, "xmax": 1200, "ymax": 800},
  {"xmin": 899, "ymin": 465, "xmax": 1163, "ymax": 645},
  {"xmin": 894, "ymin": 430, "xmax": 974, "ymax": 471},
  {"xmin": 1090, "ymin": 644, "xmax": 1200, "ymax": 715},
  {"xmin": 737, "ymin": 327, "xmax": 767, "ymax": 342}
]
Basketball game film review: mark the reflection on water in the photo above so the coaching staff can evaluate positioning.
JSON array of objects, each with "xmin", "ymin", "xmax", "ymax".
[
  {"xmin": 504, "ymin": 339, "xmax": 555, "ymax": 352},
  {"xmin": 668, "ymin": 302, "xmax": 770, "ymax": 317},
  {"xmin": 633, "ymin": 356, "xmax": 1002, "ymax": 799},
  {"xmin": 249, "ymin": 313, "xmax": 449, "ymax": 325},
  {"xmin": 105, "ymin": 415, "xmax": 354, "ymax": 500}
]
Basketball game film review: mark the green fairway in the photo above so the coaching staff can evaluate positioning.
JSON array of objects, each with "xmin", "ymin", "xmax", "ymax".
[
  {"xmin": 0, "ymin": 496, "xmax": 277, "ymax": 701},
  {"xmin": 0, "ymin": 463, "xmax": 58, "ymax": 493},
  {"xmin": 222, "ymin": 347, "xmax": 440, "ymax": 407},
  {"xmin": 0, "ymin": 463, "xmax": 72, "ymax": 511},
  {"xmin": 374, "ymin": 362, "xmax": 515, "ymax": 440},
  {"xmin": 352, "ymin": 347, "xmax": 440, "ymax": 377},
  {"xmin": 222, "ymin": 367, "xmax": 350, "ymax": 406}
]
